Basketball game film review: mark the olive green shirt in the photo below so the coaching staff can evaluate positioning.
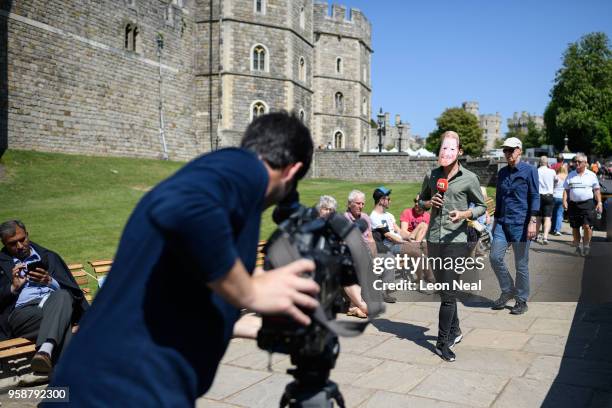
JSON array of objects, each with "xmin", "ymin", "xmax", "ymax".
[{"xmin": 420, "ymin": 164, "xmax": 487, "ymax": 243}]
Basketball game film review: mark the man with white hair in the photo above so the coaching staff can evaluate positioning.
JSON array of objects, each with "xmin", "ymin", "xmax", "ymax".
[
  {"xmin": 536, "ymin": 156, "xmax": 556, "ymax": 244},
  {"xmin": 316, "ymin": 195, "xmax": 337, "ymax": 219},
  {"xmin": 563, "ymin": 152, "xmax": 602, "ymax": 256}
]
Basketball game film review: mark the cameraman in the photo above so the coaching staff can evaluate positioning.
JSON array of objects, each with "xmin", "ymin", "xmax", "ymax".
[{"xmin": 47, "ymin": 113, "xmax": 320, "ymax": 406}]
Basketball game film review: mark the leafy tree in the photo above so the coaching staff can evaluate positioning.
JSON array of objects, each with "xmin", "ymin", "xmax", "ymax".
[
  {"xmin": 544, "ymin": 32, "xmax": 612, "ymax": 155},
  {"xmin": 426, "ymin": 108, "xmax": 484, "ymax": 156},
  {"xmin": 522, "ymin": 120, "xmax": 546, "ymax": 149}
]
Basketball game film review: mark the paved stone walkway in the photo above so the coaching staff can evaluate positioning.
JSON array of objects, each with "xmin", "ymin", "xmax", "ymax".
[
  {"xmin": 197, "ymin": 226, "xmax": 612, "ymax": 408},
  {"xmin": 1, "ymin": 225, "xmax": 610, "ymax": 407}
]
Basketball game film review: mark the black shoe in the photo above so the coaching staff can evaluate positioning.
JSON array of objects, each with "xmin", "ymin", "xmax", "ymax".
[
  {"xmin": 382, "ymin": 292, "xmax": 397, "ymax": 303},
  {"xmin": 575, "ymin": 246, "xmax": 583, "ymax": 256},
  {"xmin": 583, "ymin": 246, "xmax": 590, "ymax": 256},
  {"xmin": 510, "ymin": 301, "xmax": 528, "ymax": 315},
  {"xmin": 435, "ymin": 342, "xmax": 456, "ymax": 362},
  {"xmin": 449, "ymin": 329, "xmax": 463, "ymax": 349},
  {"xmin": 491, "ymin": 292, "xmax": 513, "ymax": 310}
]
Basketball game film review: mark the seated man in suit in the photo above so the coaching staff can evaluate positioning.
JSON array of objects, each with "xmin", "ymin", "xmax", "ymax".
[{"xmin": 0, "ymin": 220, "xmax": 89, "ymax": 374}]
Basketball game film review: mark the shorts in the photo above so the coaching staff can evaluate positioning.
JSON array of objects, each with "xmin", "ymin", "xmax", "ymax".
[
  {"xmin": 538, "ymin": 194, "xmax": 554, "ymax": 217},
  {"xmin": 568, "ymin": 200, "xmax": 595, "ymax": 228}
]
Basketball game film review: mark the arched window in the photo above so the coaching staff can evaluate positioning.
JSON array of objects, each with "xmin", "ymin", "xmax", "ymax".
[
  {"xmin": 362, "ymin": 97, "xmax": 367, "ymax": 116},
  {"xmin": 334, "ymin": 92, "xmax": 344, "ymax": 113},
  {"xmin": 299, "ymin": 6, "xmax": 305, "ymax": 29},
  {"xmin": 251, "ymin": 44, "xmax": 268, "ymax": 72},
  {"xmin": 299, "ymin": 109, "xmax": 305, "ymax": 122},
  {"xmin": 298, "ymin": 57, "xmax": 306, "ymax": 82},
  {"xmin": 334, "ymin": 131, "xmax": 344, "ymax": 149},
  {"xmin": 124, "ymin": 24, "xmax": 139, "ymax": 52},
  {"xmin": 254, "ymin": 0, "xmax": 266, "ymax": 14},
  {"xmin": 335, "ymin": 57, "xmax": 342, "ymax": 74},
  {"xmin": 250, "ymin": 100, "xmax": 268, "ymax": 122}
]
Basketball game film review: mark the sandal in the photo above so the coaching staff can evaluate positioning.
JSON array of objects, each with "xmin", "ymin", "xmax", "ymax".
[{"xmin": 347, "ymin": 306, "xmax": 368, "ymax": 319}]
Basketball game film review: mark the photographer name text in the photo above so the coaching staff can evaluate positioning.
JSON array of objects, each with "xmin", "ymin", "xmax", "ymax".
[{"xmin": 373, "ymin": 279, "xmax": 482, "ymax": 291}]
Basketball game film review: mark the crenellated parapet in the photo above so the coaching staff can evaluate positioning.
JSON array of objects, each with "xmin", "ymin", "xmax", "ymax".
[{"xmin": 313, "ymin": 2, "xmax": 371, "ymax": 50}]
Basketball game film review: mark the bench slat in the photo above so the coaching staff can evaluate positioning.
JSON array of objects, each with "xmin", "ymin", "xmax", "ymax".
[
  {"xmin": 89, "ymin": 260, "xmax": 113, "ymax": 267},
  {"xmin": 0, "ymin": 344, "xmax": 36, "ymax": 359},
  {"xmin": 0, "ymin": 338, "xmax": 33, "ymax": 351}
]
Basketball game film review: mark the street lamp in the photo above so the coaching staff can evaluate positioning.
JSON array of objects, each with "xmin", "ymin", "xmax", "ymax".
[
  {"xmin": 377, "ymin": 108, "xmax": 386, "ymax": 153},
  {"xmin": 156, "ymin": 33, "xmax": 169, "ymax": 160},
  {"xmin": 396, "ymin": 120, "xmax": 404, "ymax": 153},
  {"xmin": 563, "ymin": 135, "xmax": 570, "ymax": 153}
]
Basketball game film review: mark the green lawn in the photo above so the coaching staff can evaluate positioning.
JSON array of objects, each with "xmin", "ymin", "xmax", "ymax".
[{"xmin": 0, "ymin": 150, "xmax": 426, "ymax": 264}]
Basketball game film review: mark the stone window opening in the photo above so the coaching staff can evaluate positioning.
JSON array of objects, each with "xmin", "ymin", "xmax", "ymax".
[
  {"xmin": 299, "ymin": 6, "xmax": 305, "ymax": 29},
  {"xmin": 362, "ymin": 97, "xmax": 367, "ymax": 116},
  {"xmin": 250, "ymin": 100, "xmax": 268, "ymax": 122},
  {"xmin": 165, "ymin": 5, "xmax": 175, "ymax": 27},
  {"xmin": 299, "ymin": 109, "xmax": 305, "ymax": 122},
  {"xmin": 172, "ymin": 0, "xmax": 184, "ymax": 8},
  {"xmin": 298, "ymin": 57, "xmax": 306, "ymax": 82},
  {"xmin": 334, "ymin": 131, "xmax": 344, "ymax": 149},
  {"xmin": 124, "ymin": 23, "xmax": 139, "ymax": 52},
  {"xmin": 251, "ymin": 44, "xmax": 268, "ymax": 72},
  {"xmin": 334, "ymin": 92, "xmax": 344, "ymax": 113},
  {"xmin": 336, "ymin": 57, "xmax": 342, "ymax": 74},
  {"xmin": 254, "ymin": 0, "xmax": 266, "ymax": 14}
]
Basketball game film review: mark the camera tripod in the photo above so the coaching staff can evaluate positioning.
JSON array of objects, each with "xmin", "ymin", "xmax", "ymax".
[{"xmin": 279, "ymin": 337, "xmax": 345, "ymax": 408}]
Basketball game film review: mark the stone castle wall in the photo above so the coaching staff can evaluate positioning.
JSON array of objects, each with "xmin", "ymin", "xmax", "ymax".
[
  {"xmin": 309, "ymin": 150, "xmax": 500, "ymax": 186},
  {"xmin": 3, "ymin": 0, "xmax": 199, "ymax": 160}
]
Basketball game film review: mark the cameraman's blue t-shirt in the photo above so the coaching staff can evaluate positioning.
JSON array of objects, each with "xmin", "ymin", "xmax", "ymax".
[{"xmin": 48, "ymin": 148, "xmax": 268, "ymax": 406}]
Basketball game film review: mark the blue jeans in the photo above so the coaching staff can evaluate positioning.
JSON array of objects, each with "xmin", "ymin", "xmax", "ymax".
[
  {"xmin": 490, "ymin": 222, "xmax": 531, "ymax": 302},
  {"xmin": 552, "ymin": 197, "xmax": 564, "ymax": 232}
]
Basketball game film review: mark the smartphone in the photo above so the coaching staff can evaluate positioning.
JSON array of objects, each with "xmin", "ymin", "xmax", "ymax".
[{"xmin": 26, "ymin": 261, "xmax": 45, "ymax": 272}]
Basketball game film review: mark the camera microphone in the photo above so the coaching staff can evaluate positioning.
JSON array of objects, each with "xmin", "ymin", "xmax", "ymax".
[{"xmin": 436, "ymin": 178, "xmax": 448, "ymax": 198}]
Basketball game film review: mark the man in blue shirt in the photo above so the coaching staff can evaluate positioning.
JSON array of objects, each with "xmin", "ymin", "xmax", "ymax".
[
  {"xmin": 490, "ymin": 137, "xmax": 539, "ymax": 314},
  {"xmin": 48, "ymin": 112, "xmax": 320, "ymax": 406}
]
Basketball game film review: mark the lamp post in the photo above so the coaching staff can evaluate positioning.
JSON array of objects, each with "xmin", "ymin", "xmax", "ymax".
[
  {"xmin": 563, "ymin": 135, "xmax": 570, "ymax": 153},
  {"xmin": 396, "ymin": 120, "xmax": 404, "ymax": 153},
  {"xmin": 377, "ymin": 108, "xmax": 386, "ymax": 153},
  {"xmin": 156, "ymin": 33, "xmax": 169, "ymax": 160}
]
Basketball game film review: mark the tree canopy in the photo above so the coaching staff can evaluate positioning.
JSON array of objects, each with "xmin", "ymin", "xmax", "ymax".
[
  {"xmin": 544, "ymin": 32, "xmax": 612, "ymax": 156},
  {"xmin": 426, "ymin": 108, "xmax": 484, "ymax": 156}
]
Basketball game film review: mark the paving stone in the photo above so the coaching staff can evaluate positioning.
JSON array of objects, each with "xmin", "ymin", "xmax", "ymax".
[
  {"xmin": 221, "ymin": 339, "xmax": 259, "ymax": 364},
  {"xmin": 409, "ymin": 367, "xmax": 508, "ymax": 407},
  {"xmin": 524, "ymin": 355, "xmax": 563, "ymax": 381},
  {"xmin": 225, "ymin": 350, "xmax": 289, "ymax": 371},
  {"xmin": 361, "ymin": 390, "xmax": 472, "ymax": 408},
  {"xmin": 492, "ymin": 377, "xmax": 592, "ymax": 408},
  {"xmin": 379, "ymin": 302, "xmax": 412, "ymax": 318},
  {"xmin": 528, "ymin": 318, "xmax": 573, "ymax": 336},
  {"xmin": 225, "ymin": 373, "xmax": 296, "ymax": 407},
  {"xmin": 205, "ymin": 366, "xmax": 271, "ymax": 401},
  {"xmin": 461, "ymin": 311, "xmax": 536, "ymax": 332},
  {"xmin": 449, "ymin": 347, "xmax": 535, "ymax": 377},
  {"xmin": 522, "ymin": 303, "xmax": 577, "ymax": 320},
  {"xmin": 352, "ymin": 360, "xmax": 436, "ymax": 393},
  {"xmin": 335, "ymin": 384, "xmax": 376, "ymax": 408},
  {"xmin": 364, "ymin": 337, "xmax": 442, "ymax": 366},
  {"xmin": 365, "ymin": 318, "xmax": 431, "ymax": 339},
  {"xmin": 196, "ymin": 399, "xmax": 242, "ymax": 408},
  {"xmin": 330, "ymin": 354, "xmax": 384, "ymax": 385},
  {"xmin": 393, "ymin": 304, "xmax": 449, "ymax": 324},
  {"xmin": 339, "ymin": 333, "xmax": 391, "ymax": 355},
  {"xmin": 460, "ymin": 328, "xmax": 532, "ymax": 350},
  {"xmin": 522, "ymin": 334, "xmax": 568, "ymax": 357}
]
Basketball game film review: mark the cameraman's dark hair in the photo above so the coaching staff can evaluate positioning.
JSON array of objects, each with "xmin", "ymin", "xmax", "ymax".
[
  {"xmin": 0, "ymin": 220, "xmax": 27, "ymax": 242},
  {"xmin": 240, "ymin": 111, "xmax": 313, "ymax": 180}
]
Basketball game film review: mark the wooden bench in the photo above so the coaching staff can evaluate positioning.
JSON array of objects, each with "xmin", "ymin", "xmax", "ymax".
[
  {"xmin": 88, "ymin": 259, "xmax": 113, "ymax": 287},
  {"xmin": 485, "ymin": 196, "xmax": 496, "ymax": 217},
  {"xmin": 256, "ymin": 240, "xmax": 266, "ymax": 268},
  {"xmin": 68, "ymin": 263, "xmax": 93, "ymax": 303},
  {"xmin": 0, "ymin": 338, "xmax": 36, "ymax": 379}
]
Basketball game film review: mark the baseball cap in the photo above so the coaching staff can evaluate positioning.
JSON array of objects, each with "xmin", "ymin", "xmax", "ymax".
[
  {"xmin": 373, "ymin": 186, "xmax": 392, "ymax": 203},
  {"xmin": 501, "ymin": 137, "xmax": 522, "ymax": 150}
]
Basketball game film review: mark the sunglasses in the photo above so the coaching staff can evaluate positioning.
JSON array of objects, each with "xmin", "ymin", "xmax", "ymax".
[{"xmin": 502, "ymin": 148, "xmax": 516, "ymax": 154}]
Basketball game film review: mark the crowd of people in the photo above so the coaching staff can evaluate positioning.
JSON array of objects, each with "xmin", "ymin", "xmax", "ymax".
[{"xmin": 0, "ymin": 112, "xmax": 606, "ymax": 404}]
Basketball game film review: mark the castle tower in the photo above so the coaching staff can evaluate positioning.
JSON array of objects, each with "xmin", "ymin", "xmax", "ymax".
[
  {"xmin": 312, "ymin": 3, "xmax": 372, "ymax": 150},
  {"xmin": 196, "ymin": 0, "xmax": 314, "ymax": 150},
  {"xmin": 462, "ymin": 101, "xmax": 479, "ymax": 118},
  {"xmin": 480, "ymin": 113, "xmax": 502, "ymax": 151}
]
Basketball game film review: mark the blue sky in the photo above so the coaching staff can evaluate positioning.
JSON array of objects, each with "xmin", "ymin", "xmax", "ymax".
[{"xmin": 327, "ymin": 0, "xmax": 612, "ymax": 138}]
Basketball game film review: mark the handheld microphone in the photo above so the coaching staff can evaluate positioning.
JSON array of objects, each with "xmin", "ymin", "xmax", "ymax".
[{"xmin": 436, "ymin": 178, "xmax": 448, "ymax": 197}]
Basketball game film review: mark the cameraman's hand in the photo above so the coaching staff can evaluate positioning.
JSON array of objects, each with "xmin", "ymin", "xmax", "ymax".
[{"xmin": 247, "ymin": 259, "xmax": 319, "ymax": 326}]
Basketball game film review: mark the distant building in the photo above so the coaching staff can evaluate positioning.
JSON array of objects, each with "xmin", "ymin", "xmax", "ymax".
[
  {"xmin": 507, "ymin": 112, "xmax": 545, "ymax": 134},
  {"xmin": 368, "ymin": 112, "xmax": 418, "ymax": 151},
  {"xmin": 461, "ymin": 101, "xmax": 502, "ymax": 152}
]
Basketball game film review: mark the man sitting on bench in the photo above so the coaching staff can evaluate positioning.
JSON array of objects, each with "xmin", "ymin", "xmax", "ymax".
[{"xmin": 0, "ymin": 220, "xmax": 88, "ymax": 374}]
